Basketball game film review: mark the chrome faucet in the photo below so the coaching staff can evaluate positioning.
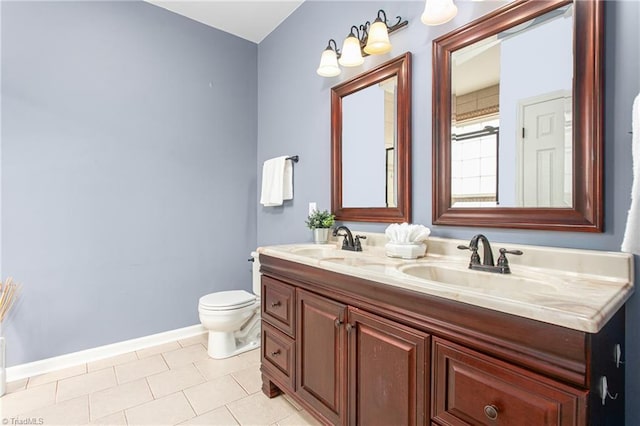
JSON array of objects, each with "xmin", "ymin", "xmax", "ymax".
[
  {"xmin": 332, "ymin": 225, "xmax": 366, "ymax": 252},
  {"xmin": 458, "ymin": 234, "xmax": 523, "ymax": 274}
]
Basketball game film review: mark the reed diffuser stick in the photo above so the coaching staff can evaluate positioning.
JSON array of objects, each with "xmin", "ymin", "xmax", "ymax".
[{"xmin": 0, "ymin": 277, "xmax": 20, "ymax": 322}]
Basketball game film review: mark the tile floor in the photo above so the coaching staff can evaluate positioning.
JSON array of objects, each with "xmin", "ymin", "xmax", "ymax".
[{"xmin": 0, "ymin": 334, "xmax": 320, "ymax": 426}]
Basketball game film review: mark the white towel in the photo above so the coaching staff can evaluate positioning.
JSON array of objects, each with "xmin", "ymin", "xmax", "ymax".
[
  {"xmin": 260, "ymin": 156, "xmax": 293, "ymax": 207},
  {"xmin": 622, "ymin": 93, "xmax": 640, "ymax": 254}
]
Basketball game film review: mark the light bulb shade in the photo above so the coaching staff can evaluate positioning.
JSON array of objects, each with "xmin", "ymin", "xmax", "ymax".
[
  {"xmin": 316, "ymin": 48, "xmax": 341, "ymax": 77},
  {"xmin": 421, "ymin": 0, "xmax": 458, "ymax": 26},
  {"xmin": 364, "ymin": 20, "xmax": 392, "ymax": 55},
  {"xmin": 338, "ymin": 35, "xmax": 365, "ymax": 67}
]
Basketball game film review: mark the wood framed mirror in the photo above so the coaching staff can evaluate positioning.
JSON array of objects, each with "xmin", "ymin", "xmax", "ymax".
[
  {"xmin": 332, "ymin": 52, "xmax": 411, "ymax": 223},
  {"xmin": 432, "ymin": 0, "xmax": 603, "ymax": 232}
]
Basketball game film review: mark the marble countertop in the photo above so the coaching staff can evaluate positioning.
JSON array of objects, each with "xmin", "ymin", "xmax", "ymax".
[{"xmin": 257, "ymin": 234, "xmax": 634, "ymax": 333}]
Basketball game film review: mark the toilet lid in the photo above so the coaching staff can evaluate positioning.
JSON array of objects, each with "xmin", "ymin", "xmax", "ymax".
[{"xmin": 199, "ymin": 290, "xmax": 256, "ymax": 310}]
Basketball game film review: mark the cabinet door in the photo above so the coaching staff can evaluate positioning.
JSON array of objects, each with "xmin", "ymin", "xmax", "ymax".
[
  {"xmin": 296, "ymin": 289, "xmax": 348, "ymax": 425},
  {"xmin": 348, "ymin": 308, "xmax": 429, "ymax": 426},
  {"xmin": 432, "ymin": 338, "xmax": 586, "ymax": 426}
]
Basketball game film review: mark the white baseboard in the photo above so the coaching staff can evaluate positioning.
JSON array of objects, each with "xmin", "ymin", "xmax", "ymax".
[{"xmin": 7, "ymin": 324, "xmax": 207, "ymax": 382}]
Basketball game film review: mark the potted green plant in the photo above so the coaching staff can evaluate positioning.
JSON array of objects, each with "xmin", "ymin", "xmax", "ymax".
[{"xmin": 305, "ymin": 209, "xmax": 335, "ymax": 244}]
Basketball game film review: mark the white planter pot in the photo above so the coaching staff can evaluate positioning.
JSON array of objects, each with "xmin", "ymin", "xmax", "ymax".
[{"xmin": 313, "ymin": 228, "xmax": 330, "ymax": 244}]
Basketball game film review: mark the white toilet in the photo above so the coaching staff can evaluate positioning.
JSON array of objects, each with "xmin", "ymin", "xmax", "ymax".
[{"xmin": 198, "ymin": 252, "xmax": 261, "ymax": 359}]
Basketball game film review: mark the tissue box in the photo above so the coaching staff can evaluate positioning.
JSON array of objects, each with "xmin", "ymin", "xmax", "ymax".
[{"xmin": 385, "ymin": 242, "xmax": 427, "ymax": 259}]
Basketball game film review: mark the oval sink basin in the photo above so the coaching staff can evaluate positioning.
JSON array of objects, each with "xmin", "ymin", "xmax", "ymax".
[
  {"xmin": 399, "ymin": 264, "xmax": 557, "ymax": 293},
  {"xmin": 322, "ymin": 257, "xmax": 391, "ymax": 272},
  {"xmin": 290, "ymin": 246, "xmax": 344, "ymax": 258}
]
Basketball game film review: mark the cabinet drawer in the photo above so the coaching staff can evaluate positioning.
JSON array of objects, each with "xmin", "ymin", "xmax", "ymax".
[
  {"xmin": 262, "ymin": 276, "xmax": 295, "ymax": 336},
  {"xmin": 262, "ymin": 322, "xmax": 295, "ymax": 391},
  {"xmin": 432, "ymin": 338, "xmax": 586, "ymax": 426}
]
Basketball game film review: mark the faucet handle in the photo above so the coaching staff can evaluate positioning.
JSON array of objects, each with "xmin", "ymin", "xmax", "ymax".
[
  {"xmin": 499, "ymin": 248, "xmax": 523, "ymax": 256},
  {"xmin": 496, "ymin": 248, "xmax": 523, "ymax": 273},
  {"xmin": 458, "ymin": 245, "xmax": 480, "ymax": 266},
  {"xmin": 354, "ymin": 235, "xmax": 367, "ymax": 251}
]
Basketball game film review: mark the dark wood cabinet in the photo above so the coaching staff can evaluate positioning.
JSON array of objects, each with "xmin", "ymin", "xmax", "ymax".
[
  {"xmin": 261, "ymin": 322, "xmax": 295, "ymax": 391},
  {"xmin": 348, "ymin": 307, "xmax": 429, "ymax": 426},
  {"xmin": 432, "ymin": 338, "xmax": 586, "ymax": 426},
  {"xmin": 262, "ymin": 275, "xmax": 296, "ymax": 337},
  {"xmin": 296, "ymin": 289, "xmax": 348, "ymax": 425},
  {"xmin": 259, "ymin": 254, "xmax": 625, "ymax": 425}
]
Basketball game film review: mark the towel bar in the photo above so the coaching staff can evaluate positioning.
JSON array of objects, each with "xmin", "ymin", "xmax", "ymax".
[{"xmin": 286, "ymin": 155, "xmax": 299, "ymax": 163}]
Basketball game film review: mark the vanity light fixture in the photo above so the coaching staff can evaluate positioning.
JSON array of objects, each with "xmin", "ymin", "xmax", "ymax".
[
  {"xmin": 421, "ymin": 0, "xmax": 458, "ymax": 26},
  {"xmin": 316, "ymin": 9, "xmax": 408, "ymax": 78}
]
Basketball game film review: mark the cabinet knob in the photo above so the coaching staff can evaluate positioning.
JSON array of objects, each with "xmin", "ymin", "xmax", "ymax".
[
  {"xmin": 334, "ymin": 319, "xmax": 343, "ymax": 328},
  {"xmin": 345, "ymin": 323, "xmax": 354, "ymax": 333},
  {"xmin": 271, "ymin": 301, "xmax": 281, "ymax": 308},
  {"xmin": 484, "ymin": 404, "xmax": 499, "ymax": 420},
  {"xmin": 271, "ymin": 349, "xmax": 281, "ymax": 357}
]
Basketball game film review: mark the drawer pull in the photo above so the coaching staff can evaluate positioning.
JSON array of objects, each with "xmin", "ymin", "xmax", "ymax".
[
  {"xmin": 484, "ymin": 404, "xmax": 499, "ymax": 420},
  {"xmin": 271, "ymin": 349, "xmax": 281, "ymax": 357},
  {"xmin": 271, "ymin": 301, "xmax": 281, "ymax": 308}
]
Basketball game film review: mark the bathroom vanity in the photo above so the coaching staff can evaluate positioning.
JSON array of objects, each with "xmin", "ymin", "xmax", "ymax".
[{"xmin": 258, "ymin": 235, "xmax": 633, "ymax": 425}]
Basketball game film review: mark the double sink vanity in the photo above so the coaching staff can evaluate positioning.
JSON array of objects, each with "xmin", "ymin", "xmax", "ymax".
[
  {"xmin": 257, "ymin": 234, "xmax": 633, "ymax": 425},
  {"xmin": 265, "ymin": 0, "xmax": 621, "ymax": 423}
]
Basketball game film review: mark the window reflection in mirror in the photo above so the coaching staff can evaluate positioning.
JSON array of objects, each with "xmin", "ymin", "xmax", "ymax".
[
  {"xmin": 342, "ymin": 76, "xmax": 397, "ymax": 208},
  {"xmin": 450, "ymin": 3, "xmax": 573, "ymax": 208}
]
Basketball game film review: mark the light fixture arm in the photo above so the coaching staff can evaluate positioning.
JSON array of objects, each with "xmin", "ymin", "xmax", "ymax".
[{"xmin": 326, "ymin": 38, "xmax": 341, "ymax": 58}]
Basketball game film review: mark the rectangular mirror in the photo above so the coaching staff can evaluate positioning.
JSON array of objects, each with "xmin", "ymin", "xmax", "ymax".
[
  {"xmin": 433, "ymin": 0, "xmax": 603, "ymax": 231},
  {"xmin": 332, "ymin": 53, "xmax": 411, "ymax": 223}
]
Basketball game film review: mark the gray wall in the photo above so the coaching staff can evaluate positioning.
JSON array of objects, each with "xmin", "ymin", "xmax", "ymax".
[
  {"xmin": 257, "ymin": 0, "xmax": 640, "ymax": 422},
  {"xmin": 1, "ymin": 1, "xmax": 258, "ymax": 365}
]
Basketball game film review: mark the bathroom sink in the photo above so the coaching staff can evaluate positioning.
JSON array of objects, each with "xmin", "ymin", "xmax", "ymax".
[
  {"xmin": 290, "ymin": 246, "xmax": 352, "ymax": 259},
  {"xmin": 321, "ymin": 257, "xmax": 391, "ymax": 272},
  {"xmin": 399, "ymin": 264, "xmax": 557, "ymax": 293}
]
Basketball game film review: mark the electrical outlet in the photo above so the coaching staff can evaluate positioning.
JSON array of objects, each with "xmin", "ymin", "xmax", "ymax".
[{"xmin": 309, "ymin": 202, "xmax": 317, "ymax": 215}]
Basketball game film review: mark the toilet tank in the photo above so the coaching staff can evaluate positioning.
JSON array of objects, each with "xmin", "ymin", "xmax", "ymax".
[{"xmin": 251, "ymin": 251, "xmax": 261, "ymax": 296}]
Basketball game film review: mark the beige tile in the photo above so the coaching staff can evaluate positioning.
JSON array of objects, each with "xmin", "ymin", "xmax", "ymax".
[
  {"xmin": 125, "ymin": 392, "xmax": 195, "ymax": 425},
  {"xmin": 90, "ymin": 411, "xmax": 127, "ymax": 425},
  {"xmin": 183, "ymin": 375, "xmax": 247, "ymax": 415},
  {"xmin": 179, "ymin": 406, "xmax": 239, "ymax": 425},
  {"xmin": 146, "ymin": 364, "xmax": 205, "ymax": 399},
  {"xmin": 276, "ymin": 410, "xmax": 322, "ymax": 426},
  {"xmin": 231, "ymin": 366, "xmax": 262, "ymax": 394},
  {"xmin": 89, "ymin": 378, "xmax": 153, "ymax": 420},
  {"xmin": 21, "ymin": 395, "xmax": 89, "ymax": 425},
  {"xmin": 194, "ymin": 355, "xmax": 254, "ymax": 381},
  {"xmin": 236, "ymin": 348, "xmax": 260, "ymax": 365},
  {"xmin": 57, "ymin": 367, "xmax": 117, "ymax": 402},
  {"xmin": 282, "ymin": 393, "xmax": 303, "ymax": 411},
  {"xmin": 162, "ymin": 344, "xmax": 209, "ymax": 369},
  {"xmin": 227, "ymin": 393, "xmax": 298, "ymax": 425},
  {"xmin": 0, "ymin": 382, "xmax": 57, "ymax": 417},
  {"xmin": 178, "ymin": 333, "xmax": 208, "ymax": 348},
  {"xmin": 114, "ymin": 354, "xmax": 168, "ymax": 384},
  {"xmin": 136, "ymin": 341, "xmax": 181, "ymax": 359},
  {"xmin": 29, "ymin": 363, "xmax": 87, "ymax": 388},
  {"xmin": 6, "ymin": 377, "xmax": 28, "ymax": 394},
  {"xmin": 87, "ymin": 352, "xmax": 138, "ymax": 372}
]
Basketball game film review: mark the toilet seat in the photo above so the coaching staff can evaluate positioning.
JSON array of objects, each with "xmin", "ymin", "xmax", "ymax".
[{"xmin": 199, "ymin": 290, "xmax": 257, "ymax": 311}]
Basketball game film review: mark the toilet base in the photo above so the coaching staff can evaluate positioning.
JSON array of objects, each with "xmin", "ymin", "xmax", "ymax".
[{"xmin": 206, "ymin": 324, "xmax": 261, "ymax": 359}]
